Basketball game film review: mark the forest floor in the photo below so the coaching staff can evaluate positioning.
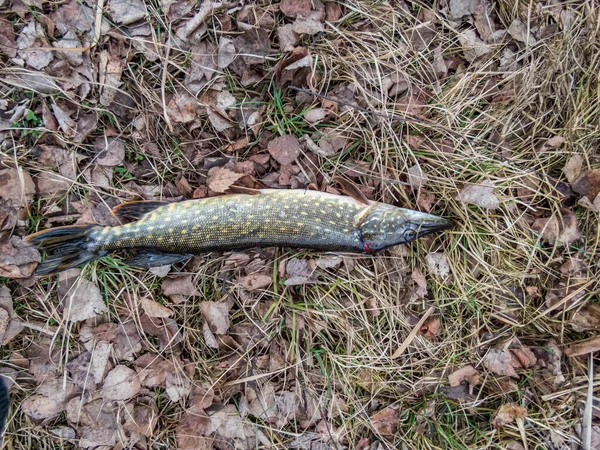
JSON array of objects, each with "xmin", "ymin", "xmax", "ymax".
[{"xmin": 0, "ymin": 0, "xmax": 599, "ymax": 449}]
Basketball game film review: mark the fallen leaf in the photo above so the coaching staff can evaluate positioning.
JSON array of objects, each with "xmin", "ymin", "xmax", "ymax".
[
  {"xmin": 304, "ymin": 108, "xmax": 328, "ymax": 124},
  {"xmin": 17, "ymin": 21, "xmax": 53, "ymax": 70},
  {"xmin": 0, "ymin": 18, "xmax": 16, "ymax": 57},
  {"xmin": 572, "ymin": 169, "xmax": 600, "ymax": 201},
  {"xmin": 109, "ymin": 0, "xmax": 147, "ymax": 25},
  {"xmin": 207, "ymin": 167, "xmax": 244, "ymax": 193},
  {"xmin": 162, "ymin": 275, "xmax": 199, "ymax": 299},
  {"xmin": 456, "ymin": 181, "xmax": 500, "ymax": 209},
  {"xmin": 94, "ymin": 137, "xmax": 125, "ymax": 167},
  {"xmin": 370, "ymin": 406, "xmax": 398, "ymax": 436},
  {"xmin": 236, "ymin": 273, "xmax": 272, "ymax": 291},
  {"xmin": 123, "ymin": 402, "xmax": 158, "ymax": 437},
  {"xmin": 407, "ymin": 165, "xmax": 429, "ymax": 190},
  {"xmin": 0, "ymin": 166, "xmax": 36, "ymax": 208},
  {"xmin": 268, "ymin": 135, "xmax": 301, "ymax": 165},
  {"xmin": 448, "ymin": 365, "xmax": 480, "ymax": 388},
  {"xmin": 508, "ymin": 19, "xmax": 537, "ymax": 44},
  {"xmin": 98, "ymin": 50, "xmax": 125, "ymax": 106},
  {"xmin": 280, "ymin": 0, "xmax": 311, "ymax": 18},
  {"xmin": 492, "ymin": 403, "xmax": 527, "ymax": 428},
  {"xmin": 52, "ymin": 30, "xmax": 84, "ymax": 65},
  {"xmin": 66, "ymin": 397, "xmax": 118, "ymax": 447},
  {"xmin": 449, "ymin": 0, "xmax": 478, "ymax": 19},
  {"xmin": 579, "ymin": 194, "xmax": 600, "ymax": 212},
  {"xmin": 217, "ymin": 37, "xmax": 236, "ymax": 69},
  {"xmin": 141, "ymin": 297, "xmax": 173, "ymax": 318},
  {"xmin": 458, "ymin": 29, "xmax": 492, "ymax": 62},
  {"xmin": 0, "ymin": 236, "xmax": 41, "ymax": 279},
  {"xmin": 564, "ymin": 336, "xmax": 600, "ymax": 357},
  {"xmin": 419, "ymin": 316, "xmax": 441, "ymax": 339},
  {"xmin": 167, "ymin": 92, "xmax": 199, "ymax": 124},
  {"xmin": 52, "ymin": 0, "xmax": 94, "ymax": 35},
  {"xmin": 285, "ymin": 257, "xmax": 317, "ymax": 285},
  {"xmin": 200, "ymin": 301, "xmax": 230, "ymax": 334},
  {"xmin": 176, "ymin": 398, "xmax": 212, "ymax": 450},
  {"xmin": 426, "ymin": 252, "xmax": 450, "ymax": 279},
  {"xmin": 21, "ymin": 378, "xmax": 80, "ymax": 420},
  {"xmin": 531, "ymin": 209, "xmax": 581, "ymax": 245},
  {"xmin": 325, "ymin": 2, "xmax": 343, "ymax": 21},
  {"xmin": 482, "ymin": 348, "xmax": 519, "ymax": 378},
  {"xmin": 275, "ymin": 47, "xmax": 311, "ymax": 87},
  {"xmin": 563, "ymin": 154, "xmax": 583, "ymax": 183},
  {"xmin": 293, "ymin": 16, "xmax": 325, "ymax": 35},
  {"xmin": 0, "ymin": 308, "xmax": 9, "ymax": 344},
  {"xmin": 59, "ymin": 271, "xmax": 107, "ymax": 322},
  {"xmin": 537, "ymin": 135, "xmax": 566, "ymax": 153},
  {"xmin": 571, "ymin": 303, "xmax": 600, "ymax": 332},
  {"xmin": 103, "ymin": 365, "xmax": 141, "ymax": 400},
  {"xmin": 277, "ymin": 24, "xmax": 299, "ymax": 52}
]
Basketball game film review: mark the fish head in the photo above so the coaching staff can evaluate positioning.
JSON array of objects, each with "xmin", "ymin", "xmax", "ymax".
[{"xmin": 358, "ymin": 203, "xmax": 453, "ymax": 252}]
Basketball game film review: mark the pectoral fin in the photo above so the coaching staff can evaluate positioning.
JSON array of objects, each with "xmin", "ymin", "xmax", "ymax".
[{"xmin": 127, "ymin": 251, "xmax": 193, "ymax": 268}]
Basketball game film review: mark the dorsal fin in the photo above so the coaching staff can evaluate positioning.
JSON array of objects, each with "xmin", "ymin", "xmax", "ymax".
[
  {"xmin": 333, "ymin": 176, "xmax": 370, "ymax": 205},
  {"xmin": 307, "ymin": 183, "xmax": 319, "ymax": 191},
  {"xmin": 226, "ymin": 185, "xmax": 261, "ymax": 196},
  {"xmin": 111, "ymin": 200, "xmax": 169, "ymax": 219}
]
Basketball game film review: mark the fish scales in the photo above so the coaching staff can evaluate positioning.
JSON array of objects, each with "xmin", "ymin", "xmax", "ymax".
[
  {"xmin": 95, "ymin": 190, "xmax": 365, "ymax": 253},
  {"xmin": 26, "ymin": 186, "xmax": 453, "ymax": 275}
]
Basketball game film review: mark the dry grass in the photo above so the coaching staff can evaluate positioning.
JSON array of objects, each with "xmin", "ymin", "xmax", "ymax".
[{"xmin": 2, "ymin": 0, "xmax": 600, "ymax": 449}]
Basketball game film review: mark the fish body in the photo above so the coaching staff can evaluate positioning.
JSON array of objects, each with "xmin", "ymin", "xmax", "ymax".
[
  {"xmin": 27, "ymin": 188, "xmax": 453, "ymax": 275},
  {"xmin": 0, "ymin": 376, "xmax": 8, "ymax": 438}
]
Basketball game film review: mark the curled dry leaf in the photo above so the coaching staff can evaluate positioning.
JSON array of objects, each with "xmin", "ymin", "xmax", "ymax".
[
  {"xmin": 482, "ymin": 348, "xmax": 518, "ymax": 378},
  {"xmin": 456, "ymin": 180, "xmax": 500, "ymax": 209},
  {"xmin": 94, "ymin": 137, "xmax": 125, "ymax": 167},
  {"xmin": 123, "ymin": 402, "xmax": 158, "ymax": 437},
  {"xmin": 21, "ymin": 378, "xmax": 80, "ymax": 420},
  {"xmin": 407, "ymin": 164, "xmax": 429, "ymax": 190},
  {"xmin": 537, "ymin": 135, "xmax": 566, "ymax": 153},
  {"xmin": 108, "ymin": 0, "xmax": 147, "ymax": 25},
  {"xmin": 448, "ymin": 365, "xmax": 480, "ymax": 387},
  {"xmin": 304, "ymin": 108, "xmax": 328, "ymax": 124},
  {"xmin": 426, "ymin": 252, "xmax": 450, "ymax": 279},
  {"xmin": 572, "ymin": 169, "xmax": 600, "ymax": 201},
  {"xmin": 564, "ymin": 336, "xmax": 600, "ymax": 358},
  {"xmin": 277, "ymin": 24, "xmax": 299, "ymax": 52},
  {"xmin": 207, "ymin": 167, "xmax": 244, "ymax": 193},
  {"xmin": 285, "ymin": 257, "xmax": 317, "ymax": 285},
  {"xmin": 103, "ymin": 365, "xmax": 142, "ymax": 400},
  {"xmin": 162, "ymin": 275, "xmax": 199, "ymax": 298},
  {"xmin": 167, "ymin": 92, "xmax": 199, "ymax": 124},
  {"xmin": 280, "ymin": 0, "xmax": 311, "ymax": 18},
  {"xmin": 0, "ymin": 166, "xmax": 36, "ymax": 208},
  {"xmin": 0, "ymin": 18, "xmax": 16, "ymax": 57},
  {"xmin": 571, "ymin": 303, "xmax": 600, "ymax": 332},
  {"xmin": 141, "ymin": 297, "xmax": 173, "ymax": 318},
  {"xmin": 59, "ymin": 272, "xmax": 107, "ymax": 322},
  {"xmin": 419, "ymin": 316, "xmax": 441, "ymax": 339},
  {"xmin": 491, "ymin": 403, "xmax": 527, "ymax": 429},
  {"xmin": 563, "ymin": 154, "xmax": 583, "ymax": 184}
]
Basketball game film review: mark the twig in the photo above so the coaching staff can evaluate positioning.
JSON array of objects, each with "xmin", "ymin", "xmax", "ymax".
[
  {"xmin": 92, "ymin": 0, "xmax": 105, "ymax": 49},
  {"xmin": 392, "ymin": 306, "xmax": 434, "ymax": 359},
  {"xmin": 583, "ymin": 354, "xmax": 593, "ymax": 450}
]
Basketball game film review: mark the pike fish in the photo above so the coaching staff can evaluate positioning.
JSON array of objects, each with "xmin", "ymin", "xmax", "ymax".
[{"xmin": 26, "ymin": 181, "xmax": 453, "ymax": 276}]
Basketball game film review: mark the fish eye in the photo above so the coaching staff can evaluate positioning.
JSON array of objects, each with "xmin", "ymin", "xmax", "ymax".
[{"xmin": 403, "ymin": 229, "xmax": 416, "ymax": 241}]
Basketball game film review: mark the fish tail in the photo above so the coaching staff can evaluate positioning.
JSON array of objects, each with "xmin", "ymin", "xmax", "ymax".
[
  {"xmin": 25, "ymin": 224, "xmax": 106, "ymax": 276},
  {"xmin": 0, "ymin": 376, "xmax": 8, "ymax": 437}
]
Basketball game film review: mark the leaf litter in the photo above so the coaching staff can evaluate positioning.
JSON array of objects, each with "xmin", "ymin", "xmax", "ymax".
[{"xmin": 2, "ymin": 0, "xmax": 598, "ymax": 448}]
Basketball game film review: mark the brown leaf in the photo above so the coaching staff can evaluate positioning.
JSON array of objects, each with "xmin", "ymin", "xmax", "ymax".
[
  {"xmin": 483, "ymin": 348, "xmax": 519, "ymax": 378},
  {"xmin": 141, "ymin": 297, "xmax": 173, "ymax": 318},
  {"xmin": 564, "ymin": 336, "xmax": 600, "ymax": 357},
  {"xmin": 370, "ymin": 406, "xmax": 398, "ymax": 436},
  {"xmin": 123, "ymin": 402, "xmax": 158, "ymax": 437},
  {"xmin": 59, "ymin": 271, "xmax": 107, "ymax": 322},
  {"xmin": 0, "ymin": 166, "xmax": 36, "ymax": 208},
  {"xmin": 537, "ymin": 135, "xmax": 566, "ymax": 153},
  {"xmin": 419, "ymin": 316, "xmax": 441, "ymax": 339},
  {"xmin": 98, "ymin": 50, "xmax": 125, "ymax": 106},
  {"xmin": 268, "ymin": 134, "xmax": 301, "ymax": 165},
  {"xmin": 449, "ymin": 0, "xmax": 478, "ymax": 20},
  {"xmin": 217, "ymin": 37, "xmax": 236, "ymax": 69},
  {"xmin": 17, "ymin": 21, "xmax": 53, "ymax": 70},
  {"xmin": 103, "ymin": 365, "xmax": 141, "ymax": 400},
  {"xmin": 563, "ymin": 154, "xmax": 583, "ymax": 184},
  {"xmin": 426, "ymin": 252, "xmax": 450, "ymax": 279},
  {"xmin": 285, "ymin": 257, "xmax": 317, "ymax": 285},
  {"xmin": 21, "ymin": 378, "xmax": 80, "ymax": 420},
  {"xmin": 572, "ymin": 169, "xmax": 600, "ymax": 201},
  {"xmin": 167, "ymin": 92, "xmax": 199, "ymax": 124},
  {"xmin": 274, "ymin": 47, "xmax": 311, "ymax": 88},
  {"xmin": 456, "ymin": 181, "xmax": 500, "ymax": 209},
  {"xmin": 162, "ymin": 275, "xmax": 199, "ymax": 299},
  {"xmin": 108, "ymin": 0, "xmax": 147, "ymax": 25},
  {"xmin": 304, "ymin": 108, "xmax": 328, "ymax": 124},
  {"xmin": 94, "ymin": 137, "xmax": 125, "ymax": 167},
  {"xmin": 0, "ymin": 307, "xmax": 10, "ymax": 345},
  {"xmin": 407, "ymin": 165, "xmax": 429, "ymax": 190},
  {"xmin": 448, "ymin": 365, "xmax": 480, "ymax": 387},
  {"xmin": 277, "ymin": 24, "xmax": 299, "ymax": 52},
  {"xmin": 531, "ymin": 209, "xmax": 581, "ymax": 245},
  {"xmin": 280, "ymin": 0, "xmax": 311, "ymax": 18},
  {"xmin": 0, "ymin": 236, "xmax": 40, "ymax": 279},
  {"xmin": 207, "ymin": 167, "xmax": 244, "ymax": 193},
  {"xmin": 236, "ymin": 273, "xmax": 272, "ymax": 291},
  {"xmin": 0, "ymin": 18, "xmax": 16, "ymax": 57},
  {"xmin": 325, "ymin": 2, "xmax": 343, "ymax": 21},
  {"xmin": 293, "ymin": 16, "xmax": 325, "ymax": 35},
  {"xmin": 200, "ymin": 301, "xmax": 230, "ymax": 335},
  {"xmin": 492, "ymin": 403, "xmax": 526, "ymax": 428},
  {"xmin": 571, "ymin": 303, "xmax": 600, "ymax": 332},
  {"xmin": 73, "ymin": 113, "xmax": 98, "ymax": 143}
]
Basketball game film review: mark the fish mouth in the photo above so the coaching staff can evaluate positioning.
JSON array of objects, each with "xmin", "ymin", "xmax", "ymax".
[{"xmin": 415, "ymin": 216, "xmax": 454, "ymax": 237}]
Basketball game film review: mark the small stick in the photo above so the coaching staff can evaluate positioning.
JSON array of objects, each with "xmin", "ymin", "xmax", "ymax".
[
  {"xmin": 161, "ymin": 25, "xmax": 174, "ymax": 133},
  {"xmin": 392, "ymin": 306, "xmax": 434, "ymax": 359},
  {"xmin": 582, "ymin": 353, "xmax": 593, "ymax": 450}
]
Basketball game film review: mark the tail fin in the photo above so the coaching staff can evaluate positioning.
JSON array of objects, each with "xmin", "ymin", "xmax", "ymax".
[
  {"xmin": 0, "ymin": 376, "xmax": 8, "ymax": 437},
  {"xmin": 26, "ymin": 225, "xmax": 104, "ymax": 276}
]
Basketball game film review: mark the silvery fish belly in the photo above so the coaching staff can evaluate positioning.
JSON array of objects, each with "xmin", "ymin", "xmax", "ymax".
[{"xmin": 26, "ymin": 187, "xmax": 453, "ymax": 276}]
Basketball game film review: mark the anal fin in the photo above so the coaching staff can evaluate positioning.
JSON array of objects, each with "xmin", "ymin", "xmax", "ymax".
[
  {"xmin": 127, "ymin": 251, "xmax": 193, "ymax": 268},
  {"xmin": 111, "ymin": 200, "xmax": 169, "ymax": 219}
]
